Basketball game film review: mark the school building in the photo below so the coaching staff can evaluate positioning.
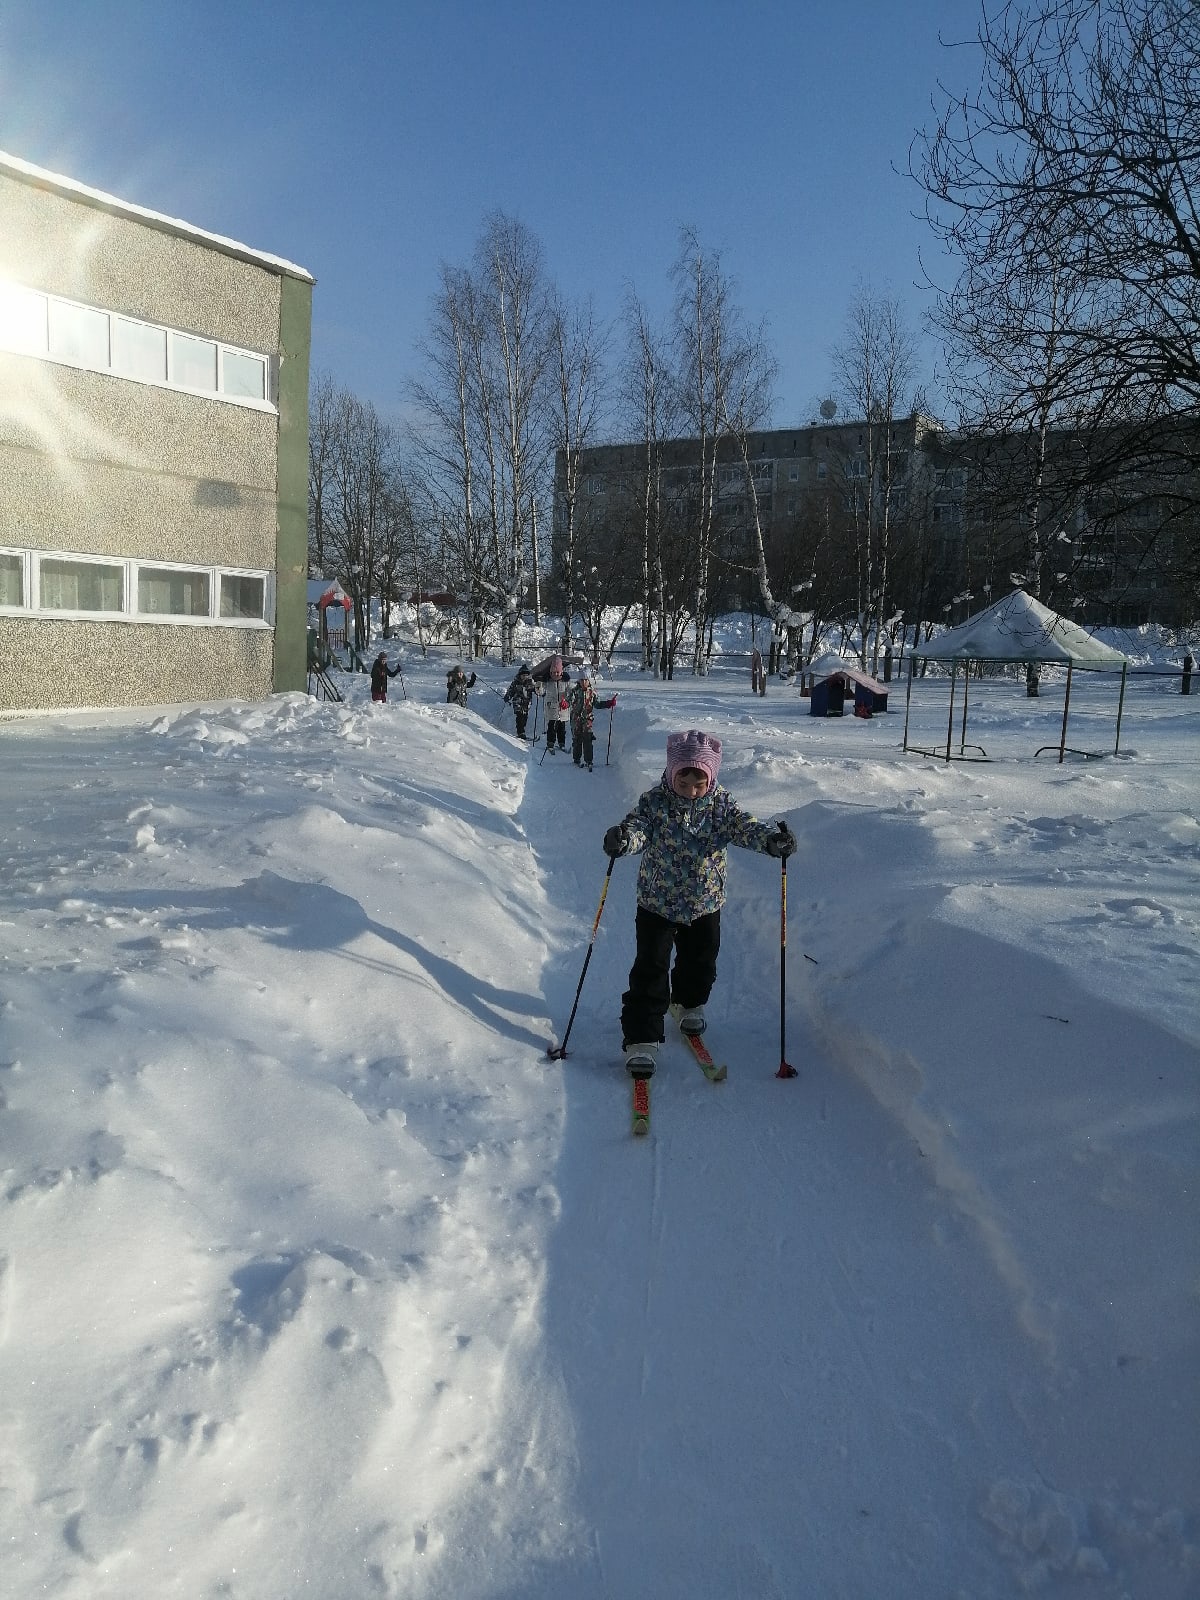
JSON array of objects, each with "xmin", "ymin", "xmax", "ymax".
[{"xmin": 0, "ymin": 150, "xmax": 313, "ymax": 713}]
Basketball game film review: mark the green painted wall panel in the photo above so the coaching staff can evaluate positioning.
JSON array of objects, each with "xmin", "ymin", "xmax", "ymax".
[{"xmin": 274, "ymin": 274, "xmax": 312, "ymax": 693}]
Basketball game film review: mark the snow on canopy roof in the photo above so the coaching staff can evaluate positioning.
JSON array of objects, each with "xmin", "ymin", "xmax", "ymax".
[
  {"xmin": 0, "ymin": 150, "xmax": 314, "ymax": 284},
  {"xmin": 920, "ymin": 590, "xmax": 1127, "ymax": 669},
  {"xmin": 307, "ymin": 579, "xmax": 349, "ymax": 606},
  {"xmin": 809, "ymin": 651, "xmax": 850, "ymax": 679}
]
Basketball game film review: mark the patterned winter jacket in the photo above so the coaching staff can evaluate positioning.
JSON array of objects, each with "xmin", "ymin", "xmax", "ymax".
[
  {"xmin": 618, "ymin": 778, "xmax": 779, "ymax": 923},
  {"xmin": 567, "ymin": 680, "xmax": 615, "ymax": 733}
]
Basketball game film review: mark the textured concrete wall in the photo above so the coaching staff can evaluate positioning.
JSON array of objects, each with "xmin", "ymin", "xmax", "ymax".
[
  {"xmin": 0, "ymin": 615, "xmax": 274, "ymax": 712},
  {"xmin": 0, "ymin": 353, "xmax": 278, "ymax": 567},
  {"xmin": 0, "ymin": 173, "xmax": 281, "ymax": 351}
]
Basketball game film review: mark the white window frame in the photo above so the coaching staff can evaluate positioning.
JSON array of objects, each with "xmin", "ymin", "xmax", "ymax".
[
  {"xmin": 36, "ymin": 551, "xmax": 126, "ymax": 617},
  {"xmin": 1, "ymin": 546, "xmax": 273, "ymax": 627},
  {"xmin": 218, "ymin": 567, "xmax": 271, "ymax": 623},
  {"xmin": 0, "ymin": 278, "xmax": 276, "ymax": 413},
  {"xmin": 0, "ymin": 547, "xmax": 31, "ymax": 611}
]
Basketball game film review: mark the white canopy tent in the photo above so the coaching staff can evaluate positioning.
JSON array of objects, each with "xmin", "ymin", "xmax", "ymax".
[{"xmin": 902, "ymin": 590, "xmax": 1130, "ymax": 763}]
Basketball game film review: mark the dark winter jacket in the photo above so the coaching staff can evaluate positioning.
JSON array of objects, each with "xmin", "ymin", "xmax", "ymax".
[
  {"xmin": 616, "ymin": 778, "xmax": 779, "ymax": 923},
  {"xmin": 503, "ymin": 670, "xmax": 538, "ymax": 716},
  {"xmin": 446, "ymin": 667, "xmax": 476, "ymax": 706},
  {"xmin": 371, "ymin": 657, "xmax": 401, "ymax": 700}
]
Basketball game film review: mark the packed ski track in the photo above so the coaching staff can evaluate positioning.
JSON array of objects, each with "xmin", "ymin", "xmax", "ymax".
[{"xmin": 0, "ymin": 643, "xmax": 1196, "ymax": 1599}]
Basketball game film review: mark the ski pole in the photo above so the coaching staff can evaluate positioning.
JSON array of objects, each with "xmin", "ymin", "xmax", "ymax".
[
  {"xmin": 547, "ymin": 855, "xmax": 616, "ymax": 1060},
  {"xmin": 776, "ymin": 821, "xmax": 798, "ymax": 1079},
  {"xmin": 606, "ymin": 703, "xmax": 614, "ymax": 766}
]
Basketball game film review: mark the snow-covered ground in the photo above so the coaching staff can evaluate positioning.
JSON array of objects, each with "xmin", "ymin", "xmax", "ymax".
[{"xmin": 1, "ymin": 636, "xmax": 1197, "ymax": 1599}]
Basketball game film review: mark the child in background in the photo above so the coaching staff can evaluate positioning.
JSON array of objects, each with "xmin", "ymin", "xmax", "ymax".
[
  {"xmin": 568, "ymin": 668, "xmax": 616, "ymax": 768},
  {"xmin": 503, "ymin": 663, "xmax": 539, "ymax": 739},
  {"xmin": 543, "ymin": 657, "xmax": 571, "ymax": 752},
  {"xmin": 446, "ymin": 665, "xmax": 477, "ymax": 706},
  {"xmin": 603, "ymin": 729, "xmax": 796, "ymax": 1074},
  {"xmin": 371, "ymin": 651, "xmax": 402, "ymax": 703}
]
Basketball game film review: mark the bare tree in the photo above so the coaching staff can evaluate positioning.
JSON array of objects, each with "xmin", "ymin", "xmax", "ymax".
[
  {"xmin": 911, "ymin": 0, "xmax": 1200, "ymax": 622},
  {"xmin": 549, "ymin": 292, "xmax": 607, "ymax": 656},
  {"xmin": 307, "ymin": 371, "xmax": 339, "ymax": 576},
  {"xmin": 619, "ymin": 292, "xmax": 674, "ymax": 673},
  {"xmin": 409, "ymin": 263, "xmax": 489, "ymax": 654},
  {"xmin": 473, "ymin": 214, "xmax": 555, "ymax": 662},
  {"xmin": 670, "ymin": 228, "xmax": 779, "ymax": 673},
  {"xmin": 830, "ymin": 286, "xmax": 920, "ymax": 673},
  {"xmin": 409, "ymin": 215, "xmax": 557, "ymax": 661}
]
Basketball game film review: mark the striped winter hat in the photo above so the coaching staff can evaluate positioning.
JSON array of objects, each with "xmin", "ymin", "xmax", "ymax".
[{"xmin": 665, "ymin": 730, "xmax": 723, "ymax": 788}]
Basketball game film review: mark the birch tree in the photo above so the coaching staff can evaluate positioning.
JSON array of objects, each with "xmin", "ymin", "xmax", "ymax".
[
  {"xmin": 830, "ymin": 286, "xmax": 919, "ymax": 673},
  {"xmin": 669, "ymin": 229, "xmax": 788, "ymax": 672},
  {"xmin": 409, "ymin": 215, "xmax": 556, "ymax": 661},
  {"xmin": 549, "ymin": 292, "xmax": 607, "ymax": 656},
  {"xmin": 619, "ymin": 292, "xmax": 675, "ymax": 673}
]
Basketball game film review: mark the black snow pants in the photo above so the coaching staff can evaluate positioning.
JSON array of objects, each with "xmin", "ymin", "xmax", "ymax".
[{"xmin": 620, "ymin": 905, "xmax": 720, "ymax": 1047}]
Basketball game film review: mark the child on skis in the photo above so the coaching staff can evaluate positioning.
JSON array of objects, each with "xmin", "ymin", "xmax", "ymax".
[
  {"xmin": 543, "ymin": 657, "xmax": 571, "ymax": 752},
  {"xmin": 503, "ymin": 663, "xmax": 538, "ymax": 739},
  {"xmin": 602, "ymin": 729, "xmax": 795, "ymax": 1075},
  {"xmin": 446, "ymin": 665, "xmax": 477, "ymax": 706},
  {"xmin": 568, "ymin": 668, "xmax": 616, "ymax": 768}
]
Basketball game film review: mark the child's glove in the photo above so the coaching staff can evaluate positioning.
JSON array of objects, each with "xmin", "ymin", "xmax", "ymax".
[
  {"xmin": 763, "ymin": 823, "xmax": 797, "ymax": 858},
  {"xmin": 604, "ymin": 824, "xmax": 631, "ymax": 857}
]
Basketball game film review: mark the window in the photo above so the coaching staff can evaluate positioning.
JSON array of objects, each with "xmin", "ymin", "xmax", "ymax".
[
  {"xmin": 788, "ymin": 467, "xmax": 799, "ymax": 482},
  {"xmin": 49, "ymin": 300, "xmax": 110, "ymax": 368},
  {"xmin": 0, "ymin": 278, "xmax": 273, "ymax": 409},
  {"xmin": 40, "ymin": 556, "xmax": 124, "ymax": 613},
  {"xmin": 0, "ymin": 282, "xmax": 48, "ymax": 355},
  {"xmin": 170, "ymin": 331, "xmax": 218, "ymax": 392},
  {"xmin": 112, "ymin": 317, "xmax": 168, "ymax": 383},
  {"xmin": 0, "ymin": 546, "xmax": 269, "ymax": 625},
  {"xmin": 0, "ymin": 551, "xmax": 24, "ymax": 606},
  {"xmin": 220, "ymin": 573, "xmax": 266, "ymax": 620},
  {"xmin": 588, "ymin": 476, "xmax": 605, "ymax": 495},
  {"xmin": 221, "ymin": 348, "xmax": 266, "ymax": 401},
  {"xmin": 138, "ymin": 565, "xmax": 210, "ymax": 617},
  {"xmin": 817, "ymin": 461, "xmax": 827, "ymax": 481}
]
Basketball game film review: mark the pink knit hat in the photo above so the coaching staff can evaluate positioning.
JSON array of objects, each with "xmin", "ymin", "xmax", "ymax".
[{"xmin": 666, "ymin": 730, "xmax": 723, "ymax": 788}]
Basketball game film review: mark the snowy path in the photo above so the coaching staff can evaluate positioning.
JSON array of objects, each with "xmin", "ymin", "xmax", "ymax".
[{"xmin": 518, "ymin": 714, "xmax": 1093, "ymax": 1597}]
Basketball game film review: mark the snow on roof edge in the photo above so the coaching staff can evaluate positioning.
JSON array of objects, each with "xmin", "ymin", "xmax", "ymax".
[{"xmin": 0, "ymin": 150, "xmax": 314, "ymax": 284}]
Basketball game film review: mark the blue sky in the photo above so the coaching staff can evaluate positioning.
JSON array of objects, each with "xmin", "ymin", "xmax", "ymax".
[{"xmin": 0, "ymin": 0, "xmax": 980, "ymax": 427}]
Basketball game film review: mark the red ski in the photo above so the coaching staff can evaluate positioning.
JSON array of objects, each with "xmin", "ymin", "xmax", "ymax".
[{"xmin": 669, "ymin": 1005, "xmax": 727, "ymax": 1082}]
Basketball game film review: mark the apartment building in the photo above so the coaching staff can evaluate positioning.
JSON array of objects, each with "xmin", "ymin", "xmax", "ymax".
[
  {"xmin": 0, "ymin": 150, "xmax": 313, "ymax": 712},
  {"xmin": 556, "ymin": 412, "xmax": 1195, "ymax": 628}
]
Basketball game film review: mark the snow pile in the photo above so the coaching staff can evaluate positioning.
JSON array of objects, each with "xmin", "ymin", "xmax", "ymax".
[{"xmin": 1, "ymin": 653, "xmax": 1196, "ymax": 1598}]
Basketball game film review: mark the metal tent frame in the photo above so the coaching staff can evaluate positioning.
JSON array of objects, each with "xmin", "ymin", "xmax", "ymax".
[{"xmin": 901, "ymin": 591, "xmax": 1130, "ymax": 765}]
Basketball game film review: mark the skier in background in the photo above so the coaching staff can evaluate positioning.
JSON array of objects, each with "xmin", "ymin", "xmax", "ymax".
[
  {"xmin": 370, "ymin": 651, "xmax": 402, "ymax": 703},
  {"xmin": 446, "ymin": 665, "xmax": 477, "ymax": 706},
  {"xmin": 503, "ymin": 663, "xmax": 539, "ymax": 739},
  {"xmin": 602, "ymin": 729, "xmax": 795, "ymax": 1076},
  {"xmin": 567, "ymin": 668, "xmax": 616, "ymax": 769},
  {"xmin": 543, "ymin": 657, "xmax": 571, "ymax": 753}
]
